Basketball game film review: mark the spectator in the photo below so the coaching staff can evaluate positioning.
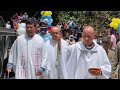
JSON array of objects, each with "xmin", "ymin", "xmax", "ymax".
[{"xmin": 6, "ymin": 21, "xmax": 11, "ymax": 29}]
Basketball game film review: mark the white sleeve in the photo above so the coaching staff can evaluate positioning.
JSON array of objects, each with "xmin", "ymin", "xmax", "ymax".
[
  {"xmin": 97, "ymin": 49, "xmax": 111, "ymax": 79},
  {"xmin": 8, "ymin": 38, "xmax": 18, "ymax": 65},
  {"xmin": 41, "ymin": 42, "xmax": 48, "ymax": 69}
]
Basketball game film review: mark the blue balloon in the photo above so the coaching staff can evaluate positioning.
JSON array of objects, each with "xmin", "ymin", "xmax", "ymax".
[
  {"xmin": 47, "ymin": 21, "xmax": 51, "ymax": 26},
  {"xmin": 41, "ymin": 16, "xmax": 47, "ymax": 20},
  {"xmin": 116, "ymin": 22, "xmax": 120, "ymax": 33},
  {"xmin": 116, "ymin": 27, "xmax": 120, "ymax": 33},
  {"xmin": 118, "ymin": 22, "xmax": 120, "ymax": 27},
  {"xmin": 47, "ymin": 15, "xmax": 52, "ymax": 20}
]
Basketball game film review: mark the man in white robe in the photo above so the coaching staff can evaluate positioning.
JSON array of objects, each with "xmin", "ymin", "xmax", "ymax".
[
  {"xmin": 46, "ymin": 26, "xmax": 69, "ymax": 79},
  {"xmin": 65, "ymin": 26, "xmax": 111, "ymax": 79},
  {"xmin": 7, "ymin": 18, "xmax": 48, "ymax": 79}
]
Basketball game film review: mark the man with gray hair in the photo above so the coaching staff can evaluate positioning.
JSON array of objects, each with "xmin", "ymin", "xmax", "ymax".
[
  {"xmin": 46, "ymin": 26, "xmax": 69, "ymax": 79},
  {"xmin": 65, "ymin": 26, "xmax": 111, "ymax": 79}
]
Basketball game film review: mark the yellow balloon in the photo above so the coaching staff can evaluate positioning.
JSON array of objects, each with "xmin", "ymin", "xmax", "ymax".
[
  {"xmin": 41, "ymin": 11, "xmax": 52, "ymax": 16},
  {"xmin": 113, "ymin": 20, "xmax": 120, "ymax": 23},
  {"xmin": 48, "ymin": 11, "xmax": 52, "ymax": 15},
  {"xmin": 112, "ymin": 18, "xmax": 120, "ymax": 24},
  {"xmin": 43, "ymin": 12, "xmax": 47, "ymax": 16},
  {"xmin": 41, "ymin": 11, "xmax": 45, "ymax": 15},
  {"xmin": 44, "ymin": 11, "xmax": 49, "ymax": 16},
  {"xmin": 116, "ymin": 18, "xmax": 120, "ymax": 21},
  {"xmin": 110, "ymin": 18, "xmax": 120, "ymax": 30},
  {"xmin": 112, "ymin": 18, "xmax": 116, "ymax": 22},
  {"xmin": 110, "ymin": 22, "xmax": 118, "ymax": 30}
]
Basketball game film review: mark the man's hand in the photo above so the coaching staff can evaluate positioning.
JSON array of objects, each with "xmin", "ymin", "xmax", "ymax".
[
  {"xmin": 6, "ymin": 67, "xmax": 12, "ymax": 72},
  {"xmin": 6, "ymin": 63, "xmax": 13, "ymax": 72},
  {"xmin": 35, "ymin": 67, "xmax": 45, "ymax": 76},
  {"xmin": 35, "ymin": 70, "xmax": 42, "ymax": 76},
  {"xmin": 88, "ymin": 68, "xmax": 102, "ymax": 76}
]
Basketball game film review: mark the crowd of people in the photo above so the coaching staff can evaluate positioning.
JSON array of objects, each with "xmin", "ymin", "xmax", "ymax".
[{"xmin": 1, "ymin": 13, "xmax": 120, "ymax": 79}]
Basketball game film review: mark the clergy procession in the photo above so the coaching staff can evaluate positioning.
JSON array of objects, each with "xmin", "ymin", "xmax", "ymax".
[{"xmin": 1, "ymin": 11, "xmax": 120, "ymax": 79}]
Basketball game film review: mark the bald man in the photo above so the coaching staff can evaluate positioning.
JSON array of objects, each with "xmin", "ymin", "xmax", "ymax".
[
  {"xmin": 45, "ymin": 26, "xmax": 69, "ymax": 79},
  {"xmin": 65, "ymin": 26, "xmax": 111, "ymax": 79}
]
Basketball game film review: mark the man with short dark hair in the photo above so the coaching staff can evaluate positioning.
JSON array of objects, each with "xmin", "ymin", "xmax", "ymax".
[{"xmin": 7, "ymin": 18, "xmax": 48, "ymax": 79}]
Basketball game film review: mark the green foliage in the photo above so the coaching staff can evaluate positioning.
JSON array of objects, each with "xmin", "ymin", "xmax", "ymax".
[{"xmin": 53, "ymin": 11, "xmax": 120, "ymax": 31}]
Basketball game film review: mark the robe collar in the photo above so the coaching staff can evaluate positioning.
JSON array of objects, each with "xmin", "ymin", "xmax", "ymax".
[
  {"xmin": 76, "ymin": 41, "xmax": 99, "ymax": 51},
  {"xmin": 24, "ymin": 33, "xmax": 36, "ymax": 40}
]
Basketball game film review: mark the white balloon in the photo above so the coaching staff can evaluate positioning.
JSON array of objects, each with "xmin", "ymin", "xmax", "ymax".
[
  {"xmin": 19, "ymin": 23, "xmax": 26, "ymax": 28},
  {"xmin": 50, "ymin": 19, "xmax": 53, "ymax": 23},
  {"xmin": 17, "ymin": 27, "xmax": 26, "ymax": 36},
  {"xmin": 44, "ymin": 18, "xmax": 49, "ymax": 22}
]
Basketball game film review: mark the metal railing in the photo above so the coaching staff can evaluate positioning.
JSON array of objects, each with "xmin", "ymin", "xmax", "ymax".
[{"xmin": 0, "ymin": 28, "xmax": 17, "ymax": 74}]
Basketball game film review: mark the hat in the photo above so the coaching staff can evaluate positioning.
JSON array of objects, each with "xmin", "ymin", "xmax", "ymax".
[
  {"xmin": 40, "ymin": 20, "xmax": 47, "ymax": 25},
  {"xmin": 69, "ymin": 35, "xmax": 76, "ymax": 39}
]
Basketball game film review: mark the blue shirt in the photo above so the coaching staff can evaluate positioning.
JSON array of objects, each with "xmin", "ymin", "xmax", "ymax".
[{"xmin": 39, "ymin": 33, "xmax": 52, "ymax": 42}]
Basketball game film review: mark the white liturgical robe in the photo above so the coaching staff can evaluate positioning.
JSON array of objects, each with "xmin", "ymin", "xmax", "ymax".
[
  {"xmin": 66, "ymin": 41, "xmax": 111, "ymax": 79},
  {"xmin": 46, "ymin": 38, "xmax": 69, "ymax": 79},
  {"xmin": 8, "ymin": 34, "xmax": 48, "ymax": 79}
]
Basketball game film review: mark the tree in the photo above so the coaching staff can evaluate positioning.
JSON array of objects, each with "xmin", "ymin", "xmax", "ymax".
[{"xmin": 52, "ymin": 11, "xmax": 120, "ymax": 32}]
